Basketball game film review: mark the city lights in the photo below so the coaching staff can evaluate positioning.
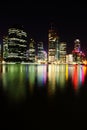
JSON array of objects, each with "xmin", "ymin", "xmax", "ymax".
[{"xmin": 0, "ymin": 25, "xmax": 86, "ymax": 65}]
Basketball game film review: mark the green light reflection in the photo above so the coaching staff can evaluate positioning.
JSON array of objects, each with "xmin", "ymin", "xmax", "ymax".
[{"xmin": 2, "ymin": 64, "xmax": 26, "ymax": 102}]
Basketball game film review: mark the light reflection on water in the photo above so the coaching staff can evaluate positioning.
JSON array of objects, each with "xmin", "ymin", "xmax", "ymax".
[{"xmin": 0, "ymin": 64, "xmax": 87, "ymax": 101}]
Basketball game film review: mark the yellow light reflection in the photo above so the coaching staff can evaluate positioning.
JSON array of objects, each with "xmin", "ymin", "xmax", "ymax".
[
  {"xmin": 66, "ymin": 64, "xmax": 68, "ymax": 81},
  {"xmin": 48, "ymin": 64, "xmax": 56, "ymax": 96},
  {"xmin": 83, "ymin": 66, "xmax": 86, "ymax": 77},
  {"xmin": 59, "ymin": 65, "xmax": 66, "ymax": 88}
]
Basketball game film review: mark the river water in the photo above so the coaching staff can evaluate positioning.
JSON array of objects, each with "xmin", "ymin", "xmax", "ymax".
[{"xmin": 0, "ymin": 64, "xmax": 87, "ymax": 129}]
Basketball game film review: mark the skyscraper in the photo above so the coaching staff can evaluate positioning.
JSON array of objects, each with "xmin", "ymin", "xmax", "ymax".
[
  {"xmin": 28, "ymin": 39, "xmax": 36, "ymax": 62},
  {"xmin": 3, "ymin": 36, "xmax": 8, "ymax": 61},
  {"xmin": 37, "ymin": 42, "xmax": 47, "ymax": 63},
  {"xmin": 72, "ymin": 39, "xmax": 85, "ymax": 63},
  {"xmin": 59, "ymin": 42, "xmax": 67, "ymax": 63},
  {"xmin": 74, "ymin": 39, "xmax": 80, "ymax": 52},
  {"xmin": 48, "ymin": 25, "xmax": 59, "ymax": 63},
  {"xmin": 55, "ymin": 38, "xmax": 59, "ymax": 61},
  {"xmin": 37, "ymin": 42, "xmax": 44, "ymax": 60},
  {"xmin": 7, "ymin": 27, "xmax": 27, "ymax": 62}
]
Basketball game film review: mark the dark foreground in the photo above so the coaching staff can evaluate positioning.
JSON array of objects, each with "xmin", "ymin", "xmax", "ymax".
[{"xmin": 0, "ymin": 64, "xmax": 87, "ymax": 129}]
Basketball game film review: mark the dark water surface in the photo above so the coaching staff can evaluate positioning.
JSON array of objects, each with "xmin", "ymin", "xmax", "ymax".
[{"xmin": 0, "ymin": 64, "xmax": 87, "ymax": 129}]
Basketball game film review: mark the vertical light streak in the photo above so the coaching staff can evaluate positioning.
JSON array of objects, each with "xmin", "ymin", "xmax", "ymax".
[
  {"xmin": 48, "ymin": 64, "xmax": 56, "ymax": 96},
  {"xmin": 66, "ymin": 64, "xmax": 68, "ymax": 81},
  {"xmin": 72, "ymin": 65, "xmax": 78, "ymax": 91}
]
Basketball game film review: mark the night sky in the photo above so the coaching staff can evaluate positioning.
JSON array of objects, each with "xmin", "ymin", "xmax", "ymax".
[{"xmin": 0, "ymin": 1, "xmax": 87, "ymax": 54}]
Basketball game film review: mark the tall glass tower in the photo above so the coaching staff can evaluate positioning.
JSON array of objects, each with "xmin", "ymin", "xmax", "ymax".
[
  {"xmin": 72, "ymin": 39, "xmax": 82, "ymax": 63},
  {"xmin": 74, "ymin": 39, "xmax": 80, "ymax": 52},
  {"xmin": 48, "ymin": 25, "xmax": 59, "ymax": 63},
  {"xmin": 3, "ymin": 36, "xmax": 8, "ymax": 61},
  {"xmin": 59, "ymin": 42, "xmax": 67, "ymax": 63},
  {"xmin": 28, "ymin": 39, "xmax": 36, "ymax": 62},
  {"xmin": 37, "ymin": 42, "xmax": 44, "ymax": 60},
  {"xmin": 7, "ymin": 27, "xmax": 27, "ymax": 62}
]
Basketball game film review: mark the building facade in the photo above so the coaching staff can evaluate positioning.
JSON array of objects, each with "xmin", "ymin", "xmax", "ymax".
[
  {"xmin": 48, "ymin": 28, "xmax": 59, "ymax": 63},
  {"xmin": 74, "ymin": 39, "xmax": 80, "ymax": 52},
  {"xmin": 28, "ymin": 39, "xmax": 36, "ymax": 62},
  {"xmin": 72, "ymin": 39, "xmax": 85, "ymax": 63},
  {"xmin": 3, "ymin": 36, "xmax": 8, "ymax": 61},
  {"xmin": 7, "ymin": 27, "xmax": 27, "ymax": 62},
  {"xmin": 59, "ymin": 42, "xmax": 67, "ymax": 63},
  {"xmin": 37, "ymin": 42, "xmax": 44, "ymax": 60}
]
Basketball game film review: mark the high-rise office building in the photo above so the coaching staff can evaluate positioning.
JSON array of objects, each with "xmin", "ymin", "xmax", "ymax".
[
  {"xmin": 28, "ymin": 39, "xmax": 36, "ymax": 62},
  {"xmin": 3, "ymin": 36, "xmax": 8, "ymax": 61},
  {"xmin": 59, "ymin": 42, "xmax": 67, "ymax": 63},
  {"xmin": 55, "ymin": 38, "xmax": 60, "ymax": 61},
  {"xmin": 74, "ymin": 39, "xmax": 80, "ymax": 52},
  {"xmin": 72, "ymin": 39, "xmax": 85, "ymax": 63},
  {"xmin": 37, "ymin": 42, "xmax": 47, "ymax": 63},
  {"xmin": 7, "ymin": 27, "xmax": 27, "ymax": 62},
  {"xmin": 37, "ymin": 42, "xmax": 44, "ymax": 60},
  {"xmin": 66, "ymin": 54, "xmax": 73, "ymax": 64},
  {"xmin": 48, "ymin": 26, "xmax": 59, "ymax": 63}
]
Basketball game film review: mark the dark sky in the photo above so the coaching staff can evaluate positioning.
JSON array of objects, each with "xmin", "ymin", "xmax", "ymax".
[{"xmin": 0, "ymin": 1, "xmax": 87, "ymax": 54}]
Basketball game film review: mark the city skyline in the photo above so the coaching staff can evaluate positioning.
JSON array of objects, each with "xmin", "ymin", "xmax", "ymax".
[
  {"xmin": 2, "ymin": 26, "xmax": 86, "ymax": 64},
  {"xmin": 0, "ymin": 1, "xmax": 87, "ymax": 54}
]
